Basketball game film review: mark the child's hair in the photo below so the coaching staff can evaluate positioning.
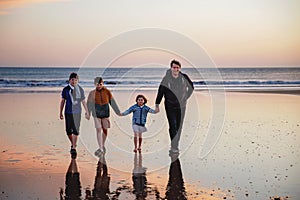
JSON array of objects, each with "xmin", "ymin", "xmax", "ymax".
[
  {"xmin": 94, "ymin": 77, "xmax": 103, "ymax": 85},
  {"xmin": 136, "ymin": 94, "xmax": 147, "ymax": 104},
  {"xmin": 69, "ymin": 72, "xmax": 79, "ymax": 80}
]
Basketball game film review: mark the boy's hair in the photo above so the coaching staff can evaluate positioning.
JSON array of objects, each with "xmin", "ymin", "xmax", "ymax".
[
  {"xmin": 136, "ymin": 94, "xmax": 147, "ymax": 104},
  {"xmin": 94, "ymin": 77, "xmax": 103, "ymax": 85},
  {"xmin": 69, "ymin": 72, "xmax": 79, "ymax": 80},
  {"xmin": 170, "ymin": 59, "xmax": 181, "ymax": 68}
]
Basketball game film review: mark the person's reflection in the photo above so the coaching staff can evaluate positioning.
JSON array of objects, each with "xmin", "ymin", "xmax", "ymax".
[
  {"xmin": 165, "ymin": 155, "xmax": 187, "ymax": 200},
  {"xmin": 86, "ymin": 154, "xmax": 110, "ymax": 200},
  {"xmin": 132, "ymin": 153, "xmax": 147, "ymax": 199},
  {"xmin": 63, "ymin": 157, "xmax": 82, "ymax": 200}
]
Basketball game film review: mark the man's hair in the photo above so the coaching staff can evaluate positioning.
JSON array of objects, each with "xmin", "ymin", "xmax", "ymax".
[
  {"xmin": 69, "ymin": 72, "xmax": 78, "ymax": 80},
  {"xmin": 170, "ymin": 59, "xmax": 181, "ymax": 68},
  {"xmin": 94, "ymin": 77, "xmax": 103, "ymax": 84},
  {"xmin": 136, "ymin": 94, "xmax": 148, "ymax": 104}
]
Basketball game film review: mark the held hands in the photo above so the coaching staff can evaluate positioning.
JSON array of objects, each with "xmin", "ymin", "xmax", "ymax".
[
  {"xmin": 60, "ymin": 112, "xmax": 90, "ymax": 120},
  {"xmin": 85, "ymin": 112, "xmax": 90, "ymax": 120},
  {"xmin": 155, "ymin": 105, "xmax": 160, "ymax": 113}
]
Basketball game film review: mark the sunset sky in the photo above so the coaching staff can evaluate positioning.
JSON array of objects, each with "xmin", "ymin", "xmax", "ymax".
[{"xmin": 0, "ymin": 0, "xmax": 299, "ymax": 67}]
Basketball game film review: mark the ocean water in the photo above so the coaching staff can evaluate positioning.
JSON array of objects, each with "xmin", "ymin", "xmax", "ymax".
[{"xmin": 0, "ymin": 67, "xmax": 300, "ymax": 92}]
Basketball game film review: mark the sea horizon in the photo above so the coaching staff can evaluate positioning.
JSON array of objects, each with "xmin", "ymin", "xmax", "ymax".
[{"xmin": 1, "ymin": 66, "xmax": 300, "ymax": 94}]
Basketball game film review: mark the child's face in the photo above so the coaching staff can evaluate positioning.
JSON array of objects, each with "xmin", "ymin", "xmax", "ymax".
[
  {"xmin": 137, "ymin": 97, "xmax": 145, "ymax": 106},
  {"xmin": 95, "ymin": 81, "xmax": 104, "ymax": 90},
  {"xmin": 69, "ymin": 78, "xmax": 78, "ymax": 87}
]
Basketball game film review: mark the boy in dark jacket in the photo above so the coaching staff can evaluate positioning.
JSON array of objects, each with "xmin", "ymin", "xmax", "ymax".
[{"xmin": 59, "ymin": 72, "xmax": 89, "ymax": 157}]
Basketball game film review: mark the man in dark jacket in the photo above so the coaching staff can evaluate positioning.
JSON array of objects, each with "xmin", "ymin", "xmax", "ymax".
[{"xmin": 155, "ymin": 59, "xmax": 194, "ymax": 154}]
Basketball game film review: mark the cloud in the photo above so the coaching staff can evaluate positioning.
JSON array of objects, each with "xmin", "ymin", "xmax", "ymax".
[{"xmin": 0, "ymin": 0, "xmax": 70, "ymax": 15}]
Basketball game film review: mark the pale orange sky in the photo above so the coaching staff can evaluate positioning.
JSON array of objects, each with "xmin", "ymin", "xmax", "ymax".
[{"xmin": 0, "ymin": 0, "xmax": 299, "ymax": 67}]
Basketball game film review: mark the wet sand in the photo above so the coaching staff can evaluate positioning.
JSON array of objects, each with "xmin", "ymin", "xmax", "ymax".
[{"xmin": 0, "ymin": 91, "xmax": 299, "ymax": 199}]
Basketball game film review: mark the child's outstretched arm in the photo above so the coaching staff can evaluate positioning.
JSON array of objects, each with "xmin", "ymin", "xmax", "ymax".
[
  {"xmin": 148, "ymin": 106, "xmax": 159, "ymax": 114},
  {"xmin": 120, "ymin": 105, "xmax": 135, "ymax": 116}
]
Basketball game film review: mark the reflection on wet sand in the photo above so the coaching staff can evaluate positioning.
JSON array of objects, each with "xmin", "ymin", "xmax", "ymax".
[
  {"xmin": 58, "ymin": 154, "xmax": 191, "ymax": 200},
  {"xmin": 165, "ymin": 155, "xmax": 187, "ymax": 200},
  {"xmin": 60, "ymin": 158, "xmax": 82, "ymax": 200},
  {"xmin": 132, "ymin": 153, "xmax": 147, "ymax": 199},
  {"xmin": 130, "ymin": 153, "xmax": 187, "ymax": 200},
  {"xmin": 85, "ymin": 155, "xmax": 110, "ymax": 200}
]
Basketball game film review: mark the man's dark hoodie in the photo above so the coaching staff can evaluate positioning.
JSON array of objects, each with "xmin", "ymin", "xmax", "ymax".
[{"xmin": 155, "ymin": 69, "xmax": 194, "ymax": 109}]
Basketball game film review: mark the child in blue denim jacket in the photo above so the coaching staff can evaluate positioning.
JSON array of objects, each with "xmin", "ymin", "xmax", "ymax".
[{"xmin": 120, "ymin": 94, "xmax": 158, "ymax": 153}]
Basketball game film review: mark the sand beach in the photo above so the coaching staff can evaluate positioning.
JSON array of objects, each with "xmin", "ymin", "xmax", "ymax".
[{"xmin": 0, "ymin": 90, "xmax": 299, "ymax": 200}]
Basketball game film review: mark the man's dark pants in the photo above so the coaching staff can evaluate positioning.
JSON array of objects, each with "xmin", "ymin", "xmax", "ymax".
[{"xmin": 165, "ymin": 105, "xmax": 186, "ymax": 151}]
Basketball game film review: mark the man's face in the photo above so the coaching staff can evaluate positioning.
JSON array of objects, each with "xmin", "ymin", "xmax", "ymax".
[{"xmin": 171, "ymin": 63, "xmax": 181, "ymax": 77}]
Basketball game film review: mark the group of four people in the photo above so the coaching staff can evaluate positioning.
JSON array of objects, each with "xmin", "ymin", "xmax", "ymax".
[{"xmin": 59, "ymin": 59, "xmax": 194, "ymax": 157}]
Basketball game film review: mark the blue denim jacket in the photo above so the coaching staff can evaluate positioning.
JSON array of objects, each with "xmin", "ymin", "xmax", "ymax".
[{"xmin": 122, "ymin": 104, "xmax": 156, "ymax": 126}]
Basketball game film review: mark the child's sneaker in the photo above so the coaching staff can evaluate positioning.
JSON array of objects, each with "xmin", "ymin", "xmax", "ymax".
[
  {"xmin": 70, "ymin": 148, "xmax": 77, "ymax": 159},
  {"xmin": 137, "ymin": 148, "xmax": 141, "ymax": 153},
  {"xmin": 70, "ymin": 148, "xmax": 77, "ymax": 153}
]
